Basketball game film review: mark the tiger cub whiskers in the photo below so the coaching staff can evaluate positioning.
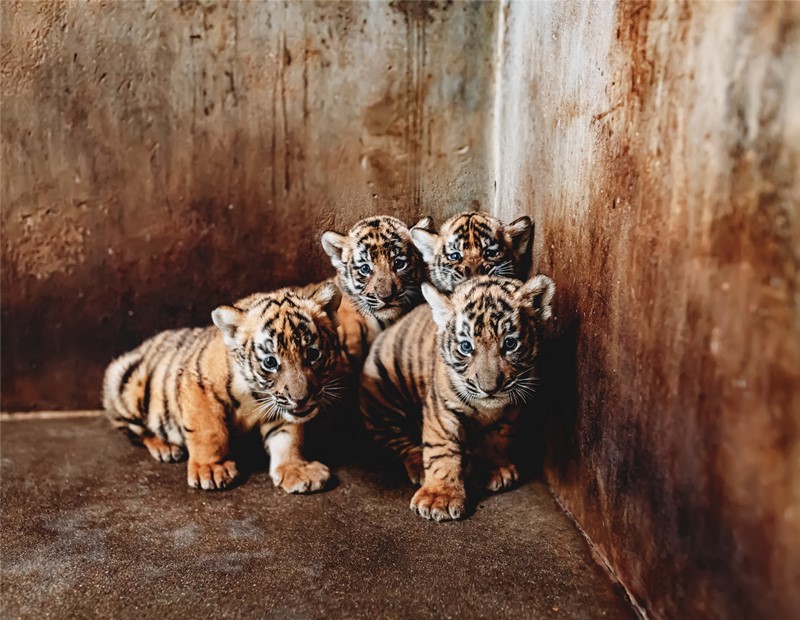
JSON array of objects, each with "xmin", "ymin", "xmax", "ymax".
[
  {"xmin": 103, "ymin": 283, "xmax": 346, "ymax": 493},
  {"xmin": 410, "ymin": 211, "xmax": 532, "ymax": 293},
  {"xmin": 360, "ymin": 274, "xmax": 555, "ymax": 521}
]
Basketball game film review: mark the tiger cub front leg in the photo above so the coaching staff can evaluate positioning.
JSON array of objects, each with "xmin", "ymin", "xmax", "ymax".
[
  {"xmin": 183, "ymin": 387, "xmax": 239, "ymax": 491},
  {"xmin": 478, "ymin": 418, "xmax": 519, "ymax": 492},
  {"xmin": 263, "ymin": 422, "xmax": 330, "ymax": 494},
  {"xmin": 410, "ymin": 407, "xmax": 466, "ymax": 521}
]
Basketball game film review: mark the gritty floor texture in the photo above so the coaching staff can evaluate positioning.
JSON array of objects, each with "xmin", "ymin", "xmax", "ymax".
[{"xmin": 1, "ymin": 414, "xmax": 635, "ymax": 619}]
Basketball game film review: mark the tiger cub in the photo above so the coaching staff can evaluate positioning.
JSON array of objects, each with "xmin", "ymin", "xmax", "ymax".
[
  {"xmin": 103, "ymin": 284, "xmax": 346, "ymax": 493},
  {"xmin": 410, "ymin": 211, "xmax": 532, "ymax": 293},
  {"xmin": 360, "ymin": 275, "xmax": 555, "ymax": 521},
  {"xmin": 298, "ymin": 215, "xmax": 427, "ymax": 368}
]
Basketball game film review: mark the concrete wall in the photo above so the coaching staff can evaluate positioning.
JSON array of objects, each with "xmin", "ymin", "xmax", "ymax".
[
  {"xmin": 495, "ymin": 1, "xmax": 800, "ymax": 618},
  {"xmin": 4, "ymin": 1, "xmax": 800, "ymax": 616},
  {"xmin": 1, "ymin": 0, "xmax": 496, "ymax": 410}
]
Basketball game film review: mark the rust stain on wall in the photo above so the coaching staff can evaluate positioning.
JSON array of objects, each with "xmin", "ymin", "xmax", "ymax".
[
  {"xmin": 1, "ymin": 0, "xmax": 496, "ymax": 410},
  {"xmin": 496, "ymin": 1, "xmax": 799, "ymax": 617}
]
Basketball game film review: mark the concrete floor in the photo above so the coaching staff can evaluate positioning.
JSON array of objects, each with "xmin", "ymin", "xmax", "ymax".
[{"xmin": 1, "ymin": 414, "xmax": 634, "ymax": 619}]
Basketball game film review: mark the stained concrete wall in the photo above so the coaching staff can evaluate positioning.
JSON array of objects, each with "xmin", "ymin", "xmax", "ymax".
[
  {"xmin": 4, "ymin": 1, "xmax": 800, "ymax": 616},
  {"xmin": 1, "ymin": 0, "xmax": 496, "ymax": 410},
  {"xmin": 495, "ymin": 1, "xmax": 800, "ymax": 618}
]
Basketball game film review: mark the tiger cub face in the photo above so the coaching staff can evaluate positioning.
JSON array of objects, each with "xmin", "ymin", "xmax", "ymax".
[
  {"xmin": 212, "ymin": 284, "xmax": 343, "ymax": 423},
  {"xmin": 321, "ymin": 216, "xmax": 425, "ymax": 323},
  {"xmin": 422, "ymin": 275, "xmax": 554, "ymax": 409},
  {"xmin": 410, "ymin": 211, "xmax": 533, "ymax": 293}
]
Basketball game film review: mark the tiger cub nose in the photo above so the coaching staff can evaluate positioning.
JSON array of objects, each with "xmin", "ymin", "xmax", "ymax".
[
  {"xmin": 289, "ymin": 394, "xmax": 311, "ymax": 408},
  {"xmin": 478, "ymin": 374, "xmax": 504, "ymax": 396},
  {"xmin": 378, "ymin": 284, "xmax": 398, "ymax": 302}
]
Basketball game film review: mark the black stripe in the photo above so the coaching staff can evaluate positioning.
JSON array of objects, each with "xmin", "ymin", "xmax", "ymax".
[
  {"xmin": 262, "ymin": 425, "xmax": 288, "ymax": 443},
  {"xmin": 139, "ymin": 375, "xmax": 152, "ymax": 423},
  {"xmin": 118, "ymin": 357, "xmax": 142, "ymax": 397},
  {"xmin": 157, "ymin": 395, "xmax": 170, "ymax": 441},
  {"xmin": 398, "ymin": 443, "xmax": 421, "ymax": 458},
  {"xmin": 117, "ymin": 415, "xmax": 145, "ymax": 427},
  {"xmin": 194, "ymin": 332, "xmax": 213, "ymax": 391},
  {"xmin": 257, "ymin": 298, "xmax": 280, "ymax": 318},
  {"xmin": 426, "ymin": 450, "xmax": 460, "ymax": 461},
  {"xmin": 158, "ymin": 330, "xmax": 190, "ymax": 440},
  {"xmin": 174, "ymin": 368, "xmax": 185, "ymax": 423},
  {"xmin": 226, "ymin": 374, "xmax": 240, "ymax": 411},
  {"xmin": 390, "ymin": 326, "xmax": 416, "ymax": 406},
  {"xmin": 471, "ymin": 220, "xmax": 493, "ymax": 237},
  {"xmin": 170, "ymin": 332, "xmax": 197, "ymax": 428},
  {"xmin": 393, "ymin": 355, "xmax": 415, "ymax": 405},
  {"xmin": 375, "ymin": 357, "xmax": 410, "ymax": 414},
  {"xmin": 210, "ymin": 386, "xmax": 235, "ymax": 422},
  {"xmin": 360, "ymin": 383, "xmax": 421, "ymax": 447}
]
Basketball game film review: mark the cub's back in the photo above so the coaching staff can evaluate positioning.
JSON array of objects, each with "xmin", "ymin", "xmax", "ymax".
[
  {"xmin": 102, "ymin": 326, "xmax": 214, "ymax": 430},
  {"xmin": 362, "ymin": 303, "xmax": 436, "ymax": 416}
]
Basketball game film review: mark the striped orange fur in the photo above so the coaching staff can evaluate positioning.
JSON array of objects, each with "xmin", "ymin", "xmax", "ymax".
[
  {"xmin": 299, "ymin": 215, "xmax": 428, "ymax": 368},
  {"xmin": 410, "ymin": 211, "xmax": 532, "ymax": 293},
  {"xmin": 103, "ymin": 284, "xmax": 347, "ymax": 493},
  {"xmin": 360, "ymin": 275, "xmax": 555, "ymax": 521}
]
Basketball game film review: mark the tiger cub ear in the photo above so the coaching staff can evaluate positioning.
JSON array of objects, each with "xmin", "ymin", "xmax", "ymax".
[
  {"xmin": 413, "ymin": 215, "xmax": 435, "ymax": 232},
  {"xmin": 310, "ymin": 282, "xmax": 342, "ymax": 320},
  {"xmin": 422, "ymin": 282, "xmax": 451, "ymax": 328},
  {"xmin": 212, "ymin": 305, "xmax": 244, "ymax": 345},
  {"xmin": 321, "ymin": 231, "xmax": 349, "ymax": 269},
  {"xmin": 410, "ymin": 222, "xmax": 439, "ymax": 264},
  {"xmin": 504, "ymin": 216, "xmax": 533, "ymax": 261},
  {"xmin": 519, "ymin": 274, "xmax": 555, "ymax": 322}
]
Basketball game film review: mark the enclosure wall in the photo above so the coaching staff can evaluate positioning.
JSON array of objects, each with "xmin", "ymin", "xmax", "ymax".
[
  {"xmin": 1, "ymin": 0, "xmax": 496, "ymax": 409},
  {"xmin": 494, "ymin": 1, "xmax": 800, "ymax": 618},
  {"xmin": 4, "ymin": 1, "xmax": 800, "ymax": 617}
]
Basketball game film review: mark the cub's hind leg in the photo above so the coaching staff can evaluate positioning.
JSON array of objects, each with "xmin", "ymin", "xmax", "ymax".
[
  {"xmin": 365, "ymin": 412, "xmax": 424, "ymax": 484},
  {"xmin": 103, "ymin": 350, "xmax": 152, "ymax": 440},
  {"xmin": 183, "ymin": 386, "xmax": 239, "ymax": 491},
  {"xmin": 142, "ymin": 434, "xmax": 186, "ymax": 463},
  {"xmin": 262, "ymin": 422, "xmax": 330, "ymax": 494},
  {"xmin": 359, "ymin": 375, "xmax": 424, "ymax": 484},
  {"xmin": 400, "ymin": 447, "xmax": 424, "ymax": 485}
]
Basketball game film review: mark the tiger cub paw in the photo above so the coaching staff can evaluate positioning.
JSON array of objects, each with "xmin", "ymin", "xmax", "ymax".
[
  {"xmin": 410, "ymin": 484, "xmax": 466, "ymax": 521},
  {"xmin": 486, "ymin": 463, "xmax": 519, "ymax": 492},
  {"xmin": 143, "ymin": 435, "xmax": 186, "ymax": 463},
  {"xmin": 271, "ymin": 460, "xmax": 330, "ymax": 494},
  {"xmin": 187, "ymin": 459, "xmax": 239, "ymax": 491},
  {"xmin": 403, "ymin": 451, "xmax": 424, "ymax": 485}
]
